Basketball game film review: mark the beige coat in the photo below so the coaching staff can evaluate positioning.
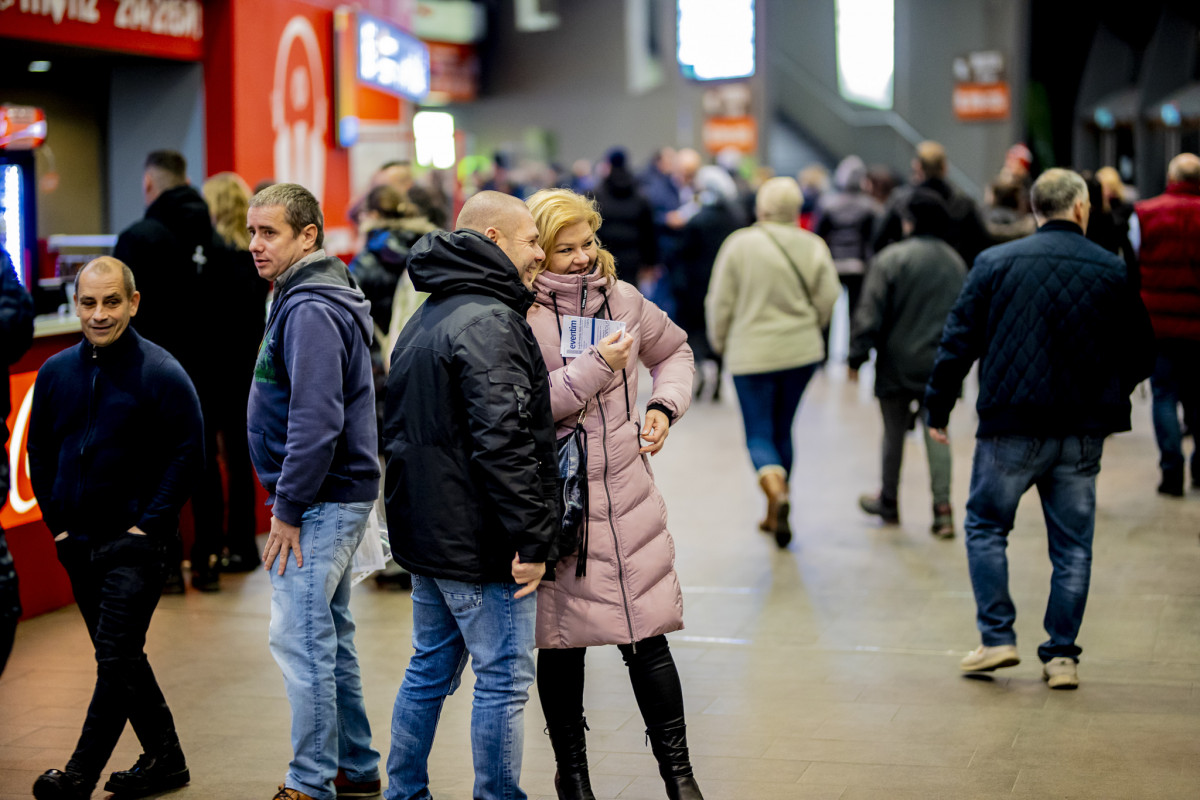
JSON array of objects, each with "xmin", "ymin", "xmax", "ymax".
[
  {"xmin": 528, "ymin": 269, "xmax": 694, "ymax": 649},
  {"xmin": 705, "ymin": 221, "xmax": 840, "ymax": 375}
]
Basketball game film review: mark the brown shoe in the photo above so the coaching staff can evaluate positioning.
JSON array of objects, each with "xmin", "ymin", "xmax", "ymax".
[
  {"xmin": 274, "ymin": 785, "xmax": 317, "ymax": 800},
  {"xmin": 758, "ymin": 467, "xmax": 791, "ymax": 547},
  {"xmin": 335, "ymin": 769, "xmax": 382, "ymax": 798}
]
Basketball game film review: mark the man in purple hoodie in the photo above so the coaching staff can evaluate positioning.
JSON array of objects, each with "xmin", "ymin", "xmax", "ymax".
[{"xmin": 246, "ymin": 184, "xmax": 382, "ymax": 800}]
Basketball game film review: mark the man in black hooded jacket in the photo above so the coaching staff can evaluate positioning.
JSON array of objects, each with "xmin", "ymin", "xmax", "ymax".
[
  {"xmin": 113, "ymin": 150, "xmax": 223, "ymax": 592},
  {"xmin": 383, "ymin": 190, "xmax": 557, "ymax": 800}
]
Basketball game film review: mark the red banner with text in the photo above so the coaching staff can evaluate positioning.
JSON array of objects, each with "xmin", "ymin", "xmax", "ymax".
[
  {"xmin": 0, "ymin": 0, "xmax": 204, "ymax": 61},
  {"xmin": 2, "ymin": 371, "xmax": 41, "ymax": 530}
]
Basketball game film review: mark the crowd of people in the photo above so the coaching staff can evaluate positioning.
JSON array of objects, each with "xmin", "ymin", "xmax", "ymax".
[{"xmin": 0, "ymin": 136, "xmax": 1196, "ymax": 800}]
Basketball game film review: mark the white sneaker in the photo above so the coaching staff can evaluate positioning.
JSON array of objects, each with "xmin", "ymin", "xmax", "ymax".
[
  {"xmin": 1042, "ymin": 657, "xmax": 1079, "ymax": 689},
  {"xmin": 960, "ymin": 644, "xmax": 1020, "ymax": 673}
]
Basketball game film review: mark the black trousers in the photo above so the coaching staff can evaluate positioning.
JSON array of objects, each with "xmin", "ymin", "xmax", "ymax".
[
  {"xmin": 55, "ymin": 532, "xmax": 179, "ymax": 783},
  {"xmin": 538, "ymin": 634, "xmax": 687, "ymax": 731},
  {"xmin": 0, "ymin": 525, "xmax": 18, "ymax": 676}
]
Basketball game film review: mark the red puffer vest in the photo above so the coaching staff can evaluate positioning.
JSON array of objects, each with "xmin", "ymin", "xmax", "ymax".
[{"xmin": 1135, "ymin": 182, "xmax": 1200, "ymax": 340}]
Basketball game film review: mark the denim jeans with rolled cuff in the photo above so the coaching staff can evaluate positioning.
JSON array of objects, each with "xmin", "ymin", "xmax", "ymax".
[{"xmin": 964, "ymin": 435, "xmax": 1103, "ymax": 663}]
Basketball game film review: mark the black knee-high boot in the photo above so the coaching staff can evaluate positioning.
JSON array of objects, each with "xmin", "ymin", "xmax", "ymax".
[
  {"xmin": 537, "ymin": 648, "xmax": 596, "ymax": 800},
  {"xmin": 619, "ymin": 636, "xmax": 704, "ymax": 800}
]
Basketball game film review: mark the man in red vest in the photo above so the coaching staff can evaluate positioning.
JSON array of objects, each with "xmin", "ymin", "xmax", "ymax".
[{"xmin": 1130, "ymin": 153, "xmax": 1200, "ymax": 496}]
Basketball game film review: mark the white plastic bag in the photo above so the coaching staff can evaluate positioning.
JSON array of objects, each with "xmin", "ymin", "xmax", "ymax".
[{"xmin": 351, "ymin": 506, "xmax": 390, "ymax": 585}]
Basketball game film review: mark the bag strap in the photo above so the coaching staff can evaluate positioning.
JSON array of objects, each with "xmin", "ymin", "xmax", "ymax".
[{"xmin": 758, "ymin": 224, "xmax": 815, "ymax": 308}]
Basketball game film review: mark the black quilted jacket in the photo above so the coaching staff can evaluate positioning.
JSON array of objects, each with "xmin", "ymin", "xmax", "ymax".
[{"xmin": 924, "ymin": 220, "xmax": 1155, "ymax": 437}]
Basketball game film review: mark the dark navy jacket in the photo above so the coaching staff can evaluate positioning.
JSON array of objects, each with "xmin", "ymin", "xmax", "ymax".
[
  {"xmin": 924, "ymin": 220, "xmax": 1155, "ymax": 438},
  {"xmin": 247, "ymin": 253, "xmax": 379, "ymax": 527},
  {"xmin": 27, "ymin": 329, "xmax": 203, "ymax": 538}
]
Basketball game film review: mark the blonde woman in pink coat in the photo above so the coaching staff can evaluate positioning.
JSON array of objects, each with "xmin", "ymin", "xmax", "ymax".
[{"xmin": 525, "ymin": 189, "xmax": 702, "ymax": 800}]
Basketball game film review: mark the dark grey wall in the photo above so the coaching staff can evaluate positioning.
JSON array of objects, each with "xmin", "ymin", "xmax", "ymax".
[
  {"xmin": 767, "ymin": 0, "xmax": 1028, "ymax": 199},
  {"xmin": 445, "ymin": 0, "xmax": 1026, "ymax": 196},
  {"xmin": 107, "ymin": 62, "xmax": 206, "ymax": 234},
  {"xmin": 445, "ymin": 0, "xmax": 766, "ymax": 170}
]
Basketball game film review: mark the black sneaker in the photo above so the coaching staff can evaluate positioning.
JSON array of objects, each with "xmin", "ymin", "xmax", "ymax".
[
  {"xmin": 33, "ymin": 769, "xmax": 92, "ymax": 800},
  {"xmin": 858, "ymin": 493, "xmax": 900, "ymax": 524},
  {"xmin": 1158, "ymin": 467, "xmax": 1184, "ymax": 498},
  {"xmin": 104, "ymin": 751, "xmax": 190, "ymax": 797},
  {"xmin": 189, "ymin": 566, "xmax": 220, "ymax": 593}
]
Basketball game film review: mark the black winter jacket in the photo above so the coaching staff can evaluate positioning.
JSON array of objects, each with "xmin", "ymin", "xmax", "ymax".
[
  {"xmin": 27, "ymin": 329, "xmax": 203, "ymax": 538},
  {"xmin": 924, "ymin": 220, "xmax": 1155, "ymax": 437},
  {"xmin": 849, "ymin": 235, "xmax": 966, "ymax": 397},
  {"xmin": 383, "ymin": 229, "xmax": 558, "ymax": 582},
  {"xmin": 113, "ymin": 185, "xmax": 215, "ymax": 381}
]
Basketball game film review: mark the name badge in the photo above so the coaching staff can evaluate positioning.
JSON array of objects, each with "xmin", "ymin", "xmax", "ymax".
[{"xmin": 560, "ymin": 316, "xmax": 627, "ymax": 358}]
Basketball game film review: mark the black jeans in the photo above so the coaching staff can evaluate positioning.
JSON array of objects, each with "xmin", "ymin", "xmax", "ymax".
[
  {"xmin": 0, "ymin": 525, "xmax": 19, "ymax": 677},
  {"xmin": 55, "ymin": 531, "xmax": 179, "ymax": 784},
  {"xmin": 538, "ymin": 634, "xmax": 687, "ymax": 731}
]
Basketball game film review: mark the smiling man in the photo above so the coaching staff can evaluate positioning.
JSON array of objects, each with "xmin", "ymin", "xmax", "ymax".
[
  {"xmin": 245, "ymin": 183, "xmax": 382, "ymax": 800},
  {"xmin": 27, "ymin": 257, "xmax": 202, "ymax": 800}
]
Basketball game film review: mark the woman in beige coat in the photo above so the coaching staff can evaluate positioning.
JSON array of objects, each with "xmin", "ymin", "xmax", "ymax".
[
  {"xmin": 525, "ymin": 189, "xmax": 702, "ymax": 800},
  {"xmin": 706, "ymin": 177, "xmax": 840, "ymax": 547}
]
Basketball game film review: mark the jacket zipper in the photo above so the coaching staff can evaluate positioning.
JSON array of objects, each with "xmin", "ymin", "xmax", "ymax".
[
  {"xmin": 77, "ymin": 360, "xmax": 98, "ymax": 510},
  {"xmin": 597, "ymin": 394, "xmax": 637, "ymax": 650}
]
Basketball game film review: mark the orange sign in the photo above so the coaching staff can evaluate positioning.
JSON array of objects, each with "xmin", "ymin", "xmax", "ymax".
[
  {"xmin": 702, "ymin": 116, "xmax": 758, "ymax": 154},
  {"xmin": 953, "ymin": 82, "xmax": 1011, "ymax": 122},
  {"xmin": 2, "ymin": 371, "xmax": 41, "ymax": 529}
]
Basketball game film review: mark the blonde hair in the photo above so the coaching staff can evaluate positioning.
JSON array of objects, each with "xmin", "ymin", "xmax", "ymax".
[
  {"xmin": 525, "ymin": 188, "xmax": 617, "ymax": 281},
  {"xmin": 756, "ymin": 176, "xmax": 803, "ymax": 223},
  {"xmin": 203, "ymin": 172, "xmax": 252, "ymax": 250}
]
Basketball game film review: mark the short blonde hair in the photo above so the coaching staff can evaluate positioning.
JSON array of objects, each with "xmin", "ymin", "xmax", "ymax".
[
  {"xmin": 203, "ymin": 172, "xmax": 252, "ymax": 250},
  {"xmin": 525, "ymin": 189, "xmax": 617, "ymax": 281},
  {"xmin": 756, "ymin": 177, "xmax": 802, "ymax": 223}
]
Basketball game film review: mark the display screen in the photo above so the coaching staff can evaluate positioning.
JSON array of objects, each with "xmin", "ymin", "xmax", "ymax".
[
  {"xmin": 836, "ymin": 0, "xmax": 894, "ymax": 109},
  {"xmin": 677, "ymin": 0, "xmax": 755, "ymax": 82},
  {"xmin": 1, "ymin": 165, "xmax": 25, "ymax": 286},
  {"xmin": 357, "ymin": 12, "xmax": 430, "ymax": 101}
]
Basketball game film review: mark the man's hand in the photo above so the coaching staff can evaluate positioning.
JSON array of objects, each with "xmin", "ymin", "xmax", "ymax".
[
  {"xmin": 264, "ymin": 515, "xmax": 303, "ymax": 575},
  {"xmin": 596, "ymin": 329, "xmax": 633, "ymax": 372},
  {"xmin": 511, "ymin": 555, "xmax": 545, "ymax": 599},
  {"xmin": 639, "ymin": 409, "xmax": 670, "ymax": 455},
  {"xmin": 930, "ymin": 428, "xmax": 949, "ymax": 445}
]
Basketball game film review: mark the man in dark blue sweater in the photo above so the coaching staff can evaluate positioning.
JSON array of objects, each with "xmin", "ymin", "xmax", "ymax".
[
  {"xmin": 246, "ymin": 183, "xmax": 381, "ymax": 800},
  {"xmin": 925, "ymin": 169, "xmax": 1154, "ymax": 690},
  {"xmin": 27, "ymin": 257, "xmax": 202, "ymax": 800}
]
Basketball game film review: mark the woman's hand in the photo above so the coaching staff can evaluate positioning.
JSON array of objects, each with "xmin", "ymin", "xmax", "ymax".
[
  {"xmin": 596, "ymin": 329, "xmax": 633, "ymax": 372},
  {"xmin": 639, "ymin": 409, "xmax": 670, "ymax": 455}
]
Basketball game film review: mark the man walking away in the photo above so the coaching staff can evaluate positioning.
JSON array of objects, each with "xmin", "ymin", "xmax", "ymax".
[
  {"xmin": 850, "ymin": 188, "xmax": 966, "ymax": 537},
  {"xmin": 1128, "ymin": 152, "xmax": 1200, "ymax": 496},
  {"xmin": 924, "ymin": 169, "xmax": 1154, "ymax": 690}
]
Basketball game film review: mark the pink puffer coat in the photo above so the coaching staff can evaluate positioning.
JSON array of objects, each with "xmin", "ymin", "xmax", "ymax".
[{"xmin": 528, "ymin": 268, "xmax": 694, "ymax": 649}]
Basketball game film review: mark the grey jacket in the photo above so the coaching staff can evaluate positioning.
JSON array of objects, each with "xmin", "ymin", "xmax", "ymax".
[{"xmin": 849, "ymin": 236, "xmax": 966, "ymax": 397}]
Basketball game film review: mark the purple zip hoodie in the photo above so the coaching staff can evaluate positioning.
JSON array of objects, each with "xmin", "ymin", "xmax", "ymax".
[{"xmin": 247, "ymin": 251, "xmax": 380, "ymax": 526}]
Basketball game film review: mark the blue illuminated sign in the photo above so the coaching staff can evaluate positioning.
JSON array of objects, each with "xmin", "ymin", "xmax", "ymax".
[{"xmin": 358, "ymin": 12, "xmax": 430, "ymax": 101}]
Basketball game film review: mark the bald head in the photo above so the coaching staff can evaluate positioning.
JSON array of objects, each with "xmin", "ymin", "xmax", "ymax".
[
  {"xmin": 456, "ymin": 190, "xmax": 531, "ymax": 236},
  {"xmin": 1167, "ymin": 153, "xmax": 1200, "ymax": 185},
  {"xmin": 915, "ymin": 141, "xmax": 947, "ymax": 181},
  {"xmin": 78, "ymin": 256, "xmax": 136, "ymax": 300}
]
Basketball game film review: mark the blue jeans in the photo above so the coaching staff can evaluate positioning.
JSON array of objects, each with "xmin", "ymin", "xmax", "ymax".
[
  {"xmin": 732, "ymin": 364, "xmax": 818, "ymax": 475},
  {"xmin": 1149, "ymin": 341, "xmax": 1200, "ymax": 475},
  {"xmin": 269, "ymin": 501, "xmax": 379, "ymax": 800},
  {"xmin": 964, "ymin": 435, "xmax": 1103, "ymax": 663},
  {"xmin": 385, "ymin": 574, "xmax": 537, "ymax": 800}
]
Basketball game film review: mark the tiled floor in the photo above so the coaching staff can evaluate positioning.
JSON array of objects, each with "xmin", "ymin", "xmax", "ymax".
[{"xmin": 2, "ymin": 367, "xmax": 1199, "ymax": 799}]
